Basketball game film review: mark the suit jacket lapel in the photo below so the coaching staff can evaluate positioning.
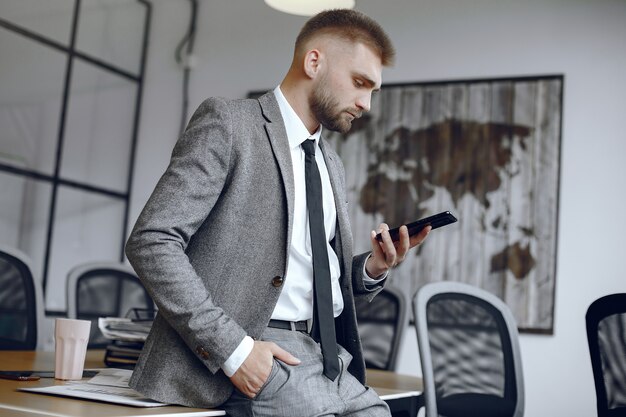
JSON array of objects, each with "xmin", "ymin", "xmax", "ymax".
[
  {"xmin": 258, "ymin": 92, "xmax": 295, "ymax": 262},
  {"xmin": 258, "ymin": 93, "xmax": 352, "ymax": 282}
]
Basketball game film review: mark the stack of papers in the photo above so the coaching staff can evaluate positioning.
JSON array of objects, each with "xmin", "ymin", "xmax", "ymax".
[
  {"xmin": 99, "ymin": 317, "xmax": 152, "ymax": 369},
  {"xmin": 98, "ymin": 317, "xmax": 152, "ymax": 342},
  {"xmin": 19, "ymin": 369, "xmax": 167, "ymax": 407}
]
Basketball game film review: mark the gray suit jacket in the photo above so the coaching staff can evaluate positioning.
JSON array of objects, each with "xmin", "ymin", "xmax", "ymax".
[{"xmin": 125, "ymin": 92, "xmax": 383, "ymax": 408}]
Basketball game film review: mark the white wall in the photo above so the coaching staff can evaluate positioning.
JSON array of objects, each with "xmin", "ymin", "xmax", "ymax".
[{"xmin": 118, "ymin": 0, "xmax": 625, "ymax": 416}]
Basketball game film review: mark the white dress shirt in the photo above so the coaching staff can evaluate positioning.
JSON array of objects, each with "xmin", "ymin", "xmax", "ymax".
[
  {"xmin": 221, "ymin": 87, "xmax": 383, "ymax": 376},
  {"xmin": 271, "ymin": 86, "xmax": 344, "ymax": 322}
]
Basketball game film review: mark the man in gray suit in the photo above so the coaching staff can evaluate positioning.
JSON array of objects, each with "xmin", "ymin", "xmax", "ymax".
[{"xmin": 126, "ymin": 9, "xmax": 430, "ymax": 417}]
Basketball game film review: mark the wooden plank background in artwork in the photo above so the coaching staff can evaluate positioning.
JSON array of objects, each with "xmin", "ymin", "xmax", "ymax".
[{"xmin": 325, "ymin": 76, "xmax": 563, "ymax": 333}]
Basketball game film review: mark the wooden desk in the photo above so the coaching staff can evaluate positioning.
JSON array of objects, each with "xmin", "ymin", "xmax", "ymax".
[
  {"xmin": 0, "ymin": 350, "xmax": 224, "ymax": 417},
  {"xmin": 367, "ymin": 369, "xmax": 423, "ymax": 417},
  {"xmin": 0, "ymin": 351, "xmax": 422, "ymax": 417},
  {"xmin": 367, "ymin": 368, "xmax": 423, "ymax": 392}
]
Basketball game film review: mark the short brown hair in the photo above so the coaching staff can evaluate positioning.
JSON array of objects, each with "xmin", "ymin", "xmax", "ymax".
[{"xmin": 295, "ymin": 9, "xmax": 395, "ymax": 66}]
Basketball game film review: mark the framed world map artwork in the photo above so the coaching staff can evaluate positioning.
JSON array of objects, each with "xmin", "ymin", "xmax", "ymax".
[{"xmin": 323, "ymin": 75, "xmax": 563, "ymax": 334}]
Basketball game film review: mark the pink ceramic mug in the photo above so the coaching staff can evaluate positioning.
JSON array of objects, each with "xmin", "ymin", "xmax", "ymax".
[{"xmin": 54, "ymin": 318, "xmax": 91, "ymax": 380}]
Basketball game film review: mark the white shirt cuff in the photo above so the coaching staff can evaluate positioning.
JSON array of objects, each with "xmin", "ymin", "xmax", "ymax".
[
  {"xmin": 363, "ymin": 254, "xmax": 388, "ymax": 285},
  {"xmin": 221, "ymin": 335, "xmax": 254, "ymax": 377}
]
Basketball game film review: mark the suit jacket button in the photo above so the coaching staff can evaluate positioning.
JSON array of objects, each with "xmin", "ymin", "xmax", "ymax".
[
  {"xmin": 272, "ymin": 276, "xmax": 283, "ymax": 287},
  {"xmin": 196, "ymin": 346, "xmax": 209, "ymax": 359}
]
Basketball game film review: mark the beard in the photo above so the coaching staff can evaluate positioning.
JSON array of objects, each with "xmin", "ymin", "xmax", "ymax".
[{"xmin": 309, "ymin": 76, "xmax": 360, "ymax": 134}]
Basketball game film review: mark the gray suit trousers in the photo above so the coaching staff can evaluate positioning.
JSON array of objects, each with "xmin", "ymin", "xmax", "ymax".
[{"xmin": 223, "ymin": 327, "xmax": 390, "ymax": 417}]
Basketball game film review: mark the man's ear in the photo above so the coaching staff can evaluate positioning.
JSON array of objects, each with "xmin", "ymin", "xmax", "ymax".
[{"xmin": 303, "ymin": 49, "xmax": 322, "ymax": 79}]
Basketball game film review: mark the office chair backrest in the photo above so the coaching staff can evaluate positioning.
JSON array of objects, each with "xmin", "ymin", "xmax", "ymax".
[
  {"xmin": 414, "ymin": 282, "xmax": 524, "ymax": 417},
  {"xmin": 67, "ymin": 262, "xmax": 154, "ymax": 348},
  {"xmin": 586, "ymin": 293, "xmax": 626, "ymax": 417},
  {"xmin": 355, "ymin": 284, "xmax": 407, "ymax": 371},
  {"xmin": 0, "ymin": 245, "xmax": 44, "ymax": 350}
]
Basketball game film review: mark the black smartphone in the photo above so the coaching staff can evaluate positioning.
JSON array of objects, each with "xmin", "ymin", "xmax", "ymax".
[
  {"xmin": 375, "ymin": 211, "xmax": 458, "ymax": 242},
  {"xmin": 0, "ymin": 370, "xmax": 98, "ymax": 381},
  {"xmin": 0, "ymin": 371, "xmax": 41, "ymax": 381}
]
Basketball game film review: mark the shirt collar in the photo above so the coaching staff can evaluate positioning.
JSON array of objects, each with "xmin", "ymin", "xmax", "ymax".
[{"xmin": 273, "ymin": 86, "xmax": 322, "ymax": 149}]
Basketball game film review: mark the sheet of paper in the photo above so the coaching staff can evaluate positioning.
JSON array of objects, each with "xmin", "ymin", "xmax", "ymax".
[
  {"xmin": 19, "ymin": 383, "xmax": 168, "ymax": 407},
  {"xmin": 86, "ymin": 368, "xmax": 132, "ymax": 388},
  {"xmin": 377, "ymin": 389, "xmax": 422, "ymax": 400},
  {"xmin": 19, "ymin": 368, "xmax": 163, "ymax": 407}
]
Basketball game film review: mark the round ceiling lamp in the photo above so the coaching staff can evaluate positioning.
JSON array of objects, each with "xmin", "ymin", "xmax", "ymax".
[{"xmin": 264, "ymin": 0, "xmax": 356, "ymax": 16}]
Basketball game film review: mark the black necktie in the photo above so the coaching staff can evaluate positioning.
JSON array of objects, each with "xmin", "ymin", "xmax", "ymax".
[{"xmin": 301, "ymin": 139, "xmax": 340, "ymax": 381}]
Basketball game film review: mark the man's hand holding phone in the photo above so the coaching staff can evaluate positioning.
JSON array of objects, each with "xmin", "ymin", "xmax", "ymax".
[
  {"xmin": 366, "ymin": 223, "xmax": 431, "ymax": 278},
  {"xmin": 365, "ymin": 211, "xmax": 457, "ymax": 278}
]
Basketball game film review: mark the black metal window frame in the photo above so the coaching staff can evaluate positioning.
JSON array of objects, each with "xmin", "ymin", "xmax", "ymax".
[{"xmin": 0, "ymin": 0, "xmax": 152, "ymax": 313}]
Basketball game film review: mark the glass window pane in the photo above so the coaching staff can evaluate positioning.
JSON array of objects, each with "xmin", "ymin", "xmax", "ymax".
[
  {"xmin": 0, "ymin": 28, "xmax": 67, "ymax": 175},
  {"xmin": 0, "ymin": 0, "xmax": 74, "ymax": 46},
  {"xmin": 61, "ymin": 60, "xmax": 137, "ymax": 193},
  {"xmin": 0, "ymin": 171, "xmax": 52, "ymax": 283},
  {"xmin": 76, "ymin": 0, "xmax": 147, "ymax": 74},
  {"xmin": 46, "ymin": 186, "xmax": 125, "ymax": 310}
]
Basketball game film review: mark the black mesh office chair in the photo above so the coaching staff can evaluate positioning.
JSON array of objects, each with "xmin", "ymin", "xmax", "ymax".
[
  {"xmin": 414, "ymin": 282, "xmax": 524, "ymax": 417},
  {"xmin": 0, "ymin": 245, "xmax": 44, "ymax": 350},
  {"xmin": 586, "ymin": 293, "xmax": 626, "ymax": 417},
  {"xmin": 66, "ymin": 262, "xmax": 154, "ymax": 348},
  {"xmin": 355, "ymin": 284, "xmax": 408, "ymax": 371}
]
